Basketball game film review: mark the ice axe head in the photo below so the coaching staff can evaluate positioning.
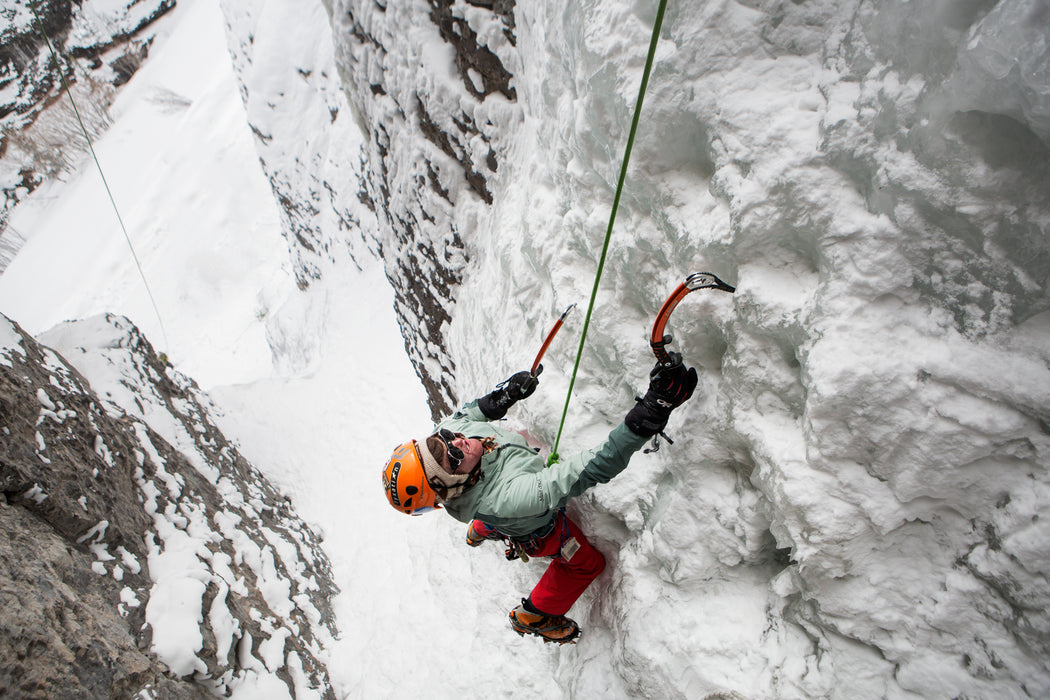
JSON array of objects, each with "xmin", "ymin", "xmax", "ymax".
[{"xmin": 650, "ymin": 272, "xmax": 734, "ymax": 365}]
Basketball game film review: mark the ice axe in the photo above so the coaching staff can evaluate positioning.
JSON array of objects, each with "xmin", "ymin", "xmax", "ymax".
[
  {"xmin": 531, "ymin": 303, "xmax": 577, "ymax": 376},
  {"xmin": 650, "ymin": 272, "xmax": 735, "ymax": 367}
]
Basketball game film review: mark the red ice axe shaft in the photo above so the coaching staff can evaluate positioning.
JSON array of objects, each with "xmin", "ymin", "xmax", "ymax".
[
  {"xmin": 650, "ymin": 272, "xmax": 735, "ymax": 367},
  {"xmin": 531, "ymin": 304, "xmax": 577, "ymax": 376}
]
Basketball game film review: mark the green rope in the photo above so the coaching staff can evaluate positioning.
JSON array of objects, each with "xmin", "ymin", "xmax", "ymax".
[
  {"xmin": 547, "ymin": 0, "xmax": 668, "ymax": 465},
  {"xmin": 28, "ymin": 0, "xmax": 170, "ymax": 352}
]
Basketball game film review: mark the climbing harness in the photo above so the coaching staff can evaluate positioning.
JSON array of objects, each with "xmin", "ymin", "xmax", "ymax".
[
  {"xmin": 27, "ymin": 0, "xmax": 170, "ymax": 353},
  {"xmin": 547, "ymin": 0, "xmax": 669, "ymax": 466},
  {"xmin": 504, "ymin": 539, "xmax": 531, "ymax": 563},
  {"xmin": 491, "ymin": 507, "xmax": 570, "ymax": 564}
]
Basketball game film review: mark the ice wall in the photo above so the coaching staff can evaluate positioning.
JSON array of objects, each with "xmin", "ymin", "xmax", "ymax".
[
  {"xmin": 488, "ymin": 2, "xmax": 1049, "ymax": 698},
  {"xmin": 377, "ymin": 2, "xmax": 1050, "ymax": 698}
]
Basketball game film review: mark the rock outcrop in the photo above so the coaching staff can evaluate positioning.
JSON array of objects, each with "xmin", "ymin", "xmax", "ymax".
[
  {"xmin": 330, "ymin": 0, "xmax": 518, "ymax": 419},
  {"xmin": 1, "ymin": 314, "xmax": 338, "ymax": 698},
  {"xmin": 219, "ymin": 0, "xmax": 518, "ymax": 419}
]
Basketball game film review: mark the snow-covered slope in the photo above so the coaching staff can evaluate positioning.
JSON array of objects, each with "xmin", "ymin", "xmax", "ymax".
[
  {"xmin": 0, "ymin": 0, "xmax": 292, "ymax": 389},
  {"xmin": 216, "ymin": 0, "xmax": 375, "ymax": 291}
]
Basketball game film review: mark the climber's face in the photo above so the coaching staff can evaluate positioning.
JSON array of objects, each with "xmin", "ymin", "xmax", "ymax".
[
  {"xmin": 447, "ymin": 434, "xmax": 483, "ymax": 474},
  {"xmin": 431, "ymin": 429, "xmax": 483, "ymax": 474}
]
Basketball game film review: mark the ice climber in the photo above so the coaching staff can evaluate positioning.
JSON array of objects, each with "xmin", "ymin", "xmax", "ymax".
[{"xmin": 381, "ymin": 355, "xmax": 697, "ymax": 643}]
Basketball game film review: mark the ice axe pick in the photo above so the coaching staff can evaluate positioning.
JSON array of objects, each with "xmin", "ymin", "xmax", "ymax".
[{"xmin": 531, "ymin": 304, "xmax": 577, "ymax": 376}]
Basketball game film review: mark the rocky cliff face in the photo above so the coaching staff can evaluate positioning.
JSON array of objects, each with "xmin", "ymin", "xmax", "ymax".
[
  {"xmin": 1, "ymin": 313, "xmax": 338, "ymax": 698},
  {"xmin": 1, "ymin": 316, "xmax": 200, "ymax": 698},
  {"xmin": 218, "ymin": 0, "xmax": 519, "ymax": 419},
  {"xmin": 331, "ymin": 0, "xmax": 518, "ymax": 419}
]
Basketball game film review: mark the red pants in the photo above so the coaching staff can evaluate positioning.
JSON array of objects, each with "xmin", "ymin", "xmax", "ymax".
[{"xmin": 474, "ymin": 513, "xmax": 606, "ymax": 616}]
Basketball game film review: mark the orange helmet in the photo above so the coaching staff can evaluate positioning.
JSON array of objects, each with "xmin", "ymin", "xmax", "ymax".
[{"xmin": 382, "ymin": 440, "xmax": 441, "ymax": 515}]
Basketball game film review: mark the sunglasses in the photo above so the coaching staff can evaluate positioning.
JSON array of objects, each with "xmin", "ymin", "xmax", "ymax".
[{"xmin": 432, "ymin": 428, "xmax": 465, "ymax": 471}]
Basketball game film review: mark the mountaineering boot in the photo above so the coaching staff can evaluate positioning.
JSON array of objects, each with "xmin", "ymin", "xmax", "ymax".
[
  {"xmin": 466, "ymin": 520, "xmax": 501, "ymax": 547},
  {"xmin": 509, "ymin": 599, "xmax": 581, "ymax": 644}
]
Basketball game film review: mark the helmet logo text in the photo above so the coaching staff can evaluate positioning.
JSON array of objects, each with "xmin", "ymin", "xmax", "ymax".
[{"xmin": 388, "ymin": 461, "xmax": 402, "ymax": 506}]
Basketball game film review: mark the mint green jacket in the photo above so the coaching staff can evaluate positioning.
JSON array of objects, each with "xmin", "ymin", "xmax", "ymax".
[{"xmin": 439, "ymin": 400, "xmax": 650, "ymax": 538}]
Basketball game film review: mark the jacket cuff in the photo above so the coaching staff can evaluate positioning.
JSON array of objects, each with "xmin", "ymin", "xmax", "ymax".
[{"xmin": 477, "ymin": 392, "xmax": 509, "ymax": 419}]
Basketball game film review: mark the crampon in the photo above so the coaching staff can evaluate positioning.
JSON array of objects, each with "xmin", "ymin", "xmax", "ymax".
[{"xmin": 509, "ymin": 602, "xmax": 581, "ymax": 645}]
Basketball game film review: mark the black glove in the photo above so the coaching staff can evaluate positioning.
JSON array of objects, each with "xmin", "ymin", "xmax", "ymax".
[
  {"xmin": 625, "ymin": 353, "xmax": 698, "ymax": 437},
  {"xmin": 478, "ymin": 367, "xmax": 542, "ymax": 419}
]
